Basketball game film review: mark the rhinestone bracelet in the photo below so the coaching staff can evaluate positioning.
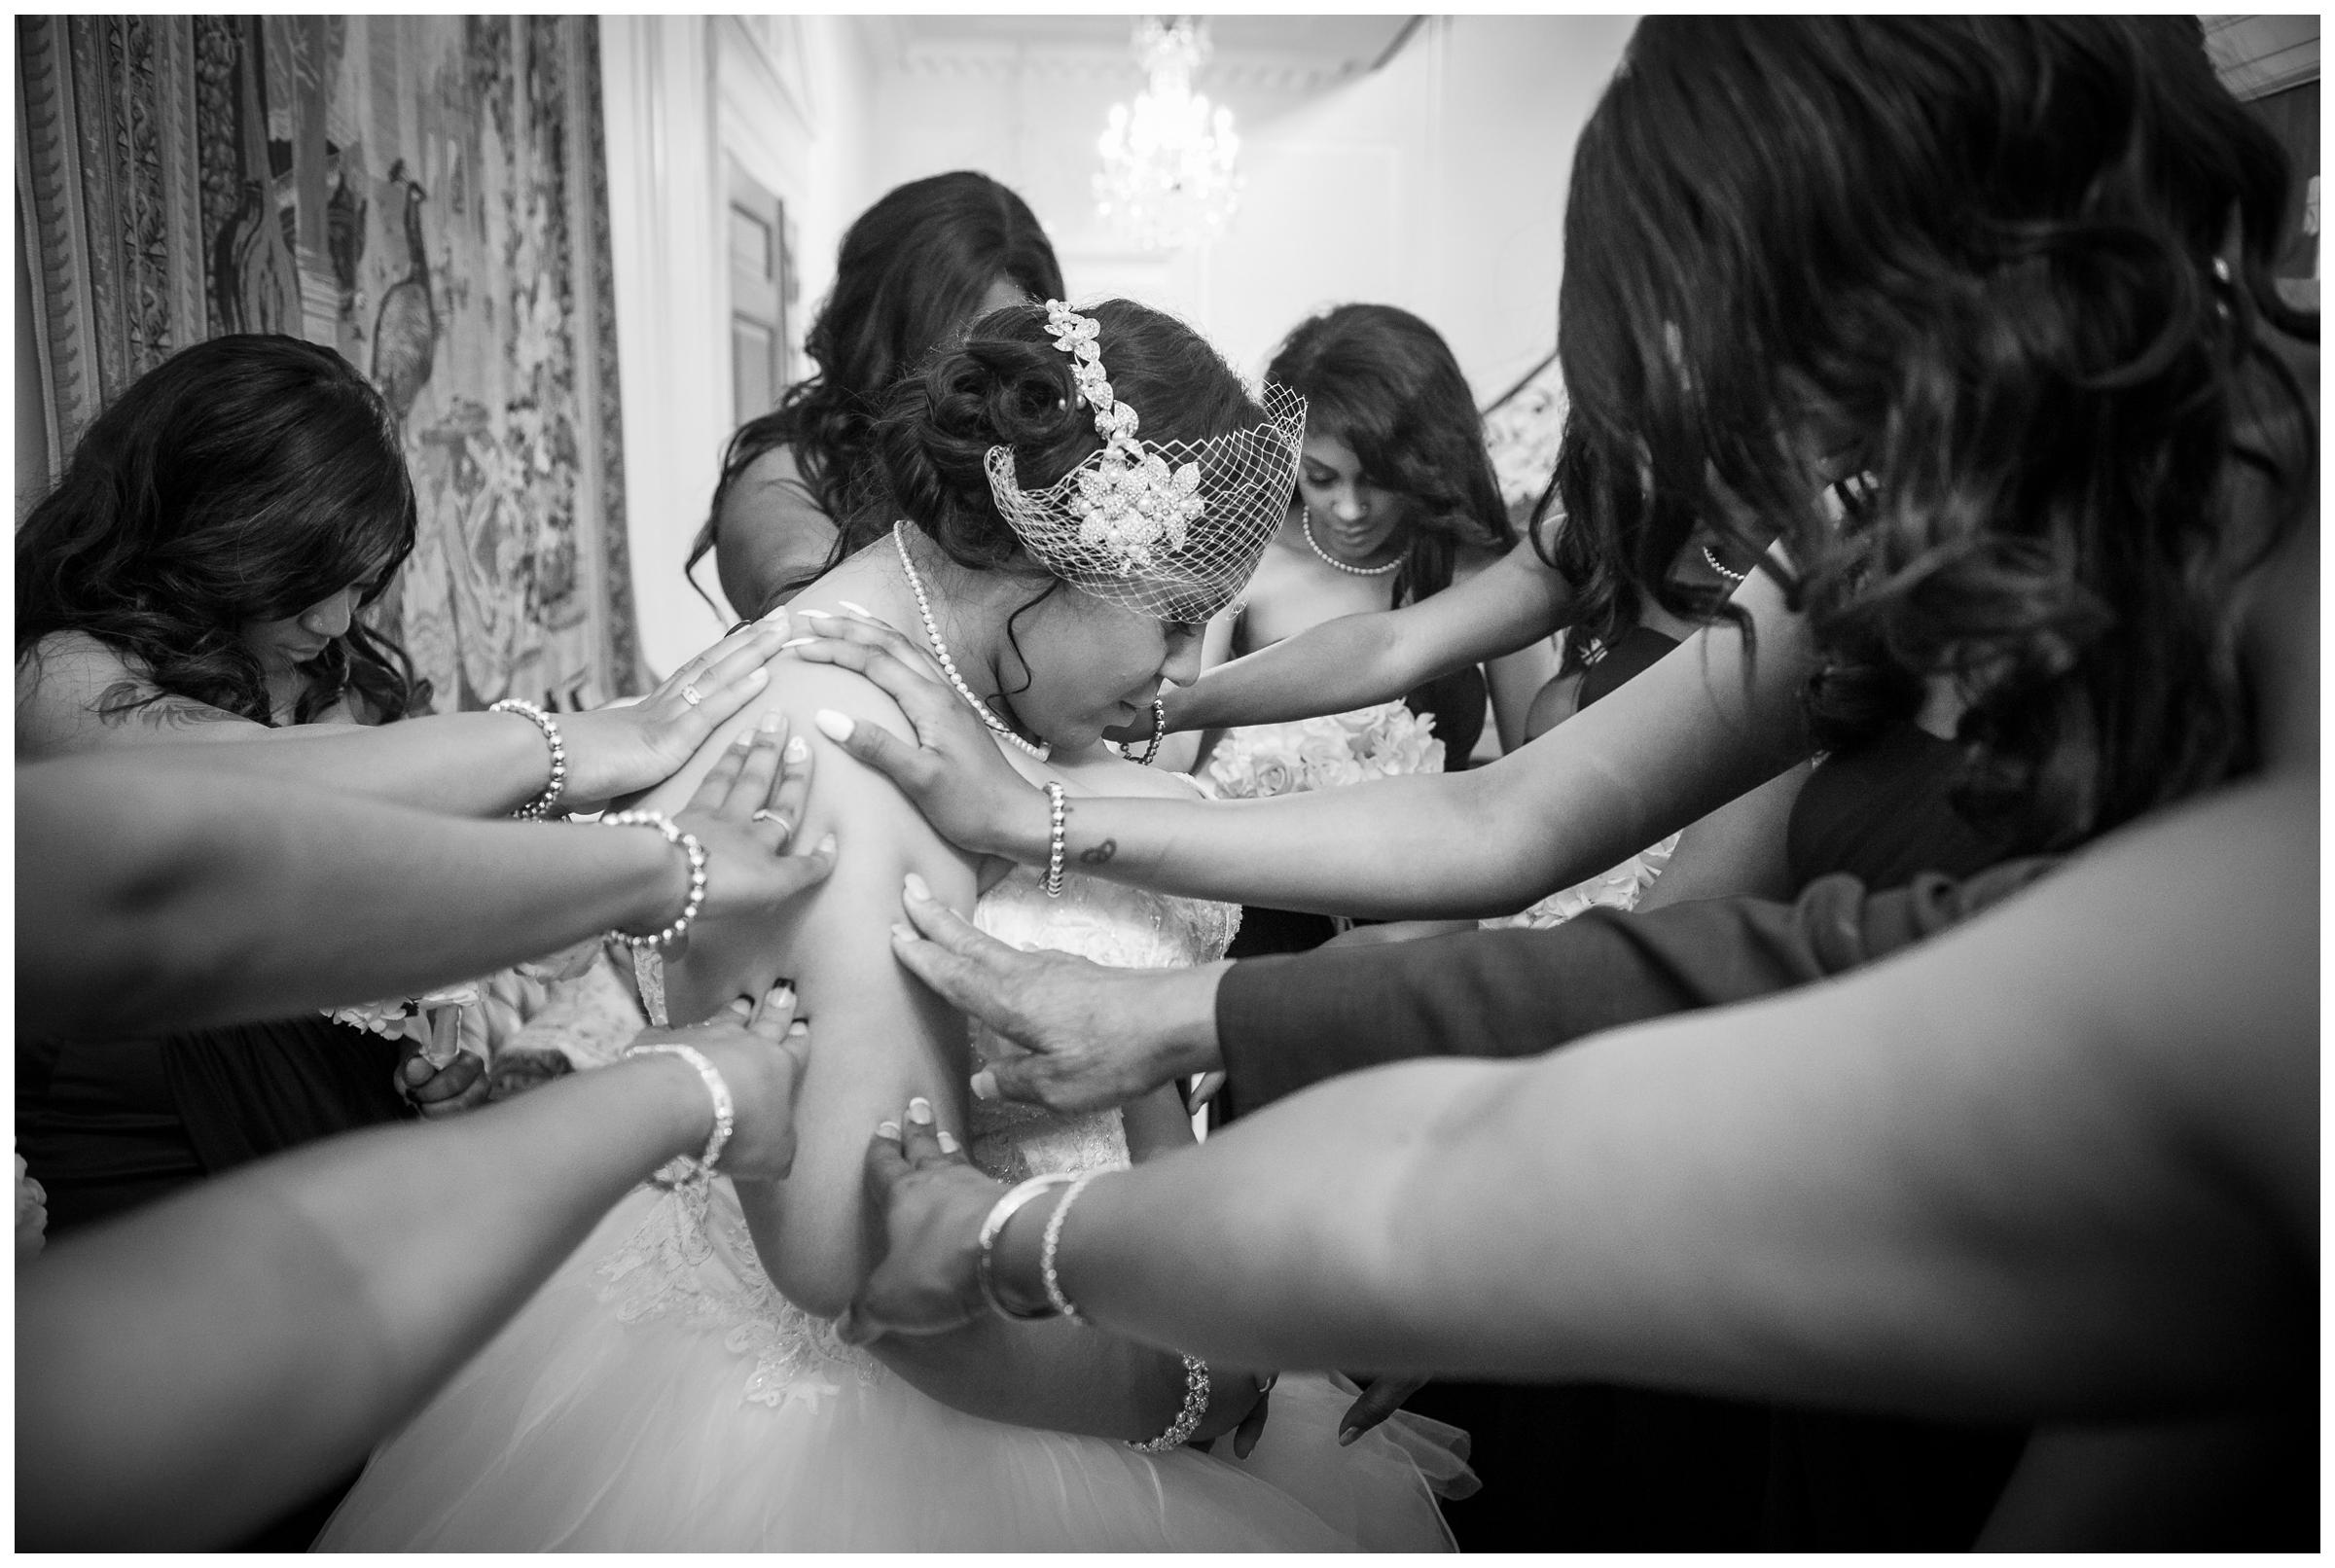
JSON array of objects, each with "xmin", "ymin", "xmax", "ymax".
[
  {"xmin": 1039, "ymin": 1170, "xmax": 1100, "ymax": 1320},
  {"xmin": 601, "ymin": 810, "xmax": 708, "ymax": 949},
  {"xmin": 1042, "ymin": 781, "xmax": 1068, "ymax": 898},
  {"xmin": 489, "ymin": 697, "xmax": 568, "ymax": 819},
  {"xmin": 1129, "ymin": 1354, "xmax": 1211, "ymax": 1454},
  {"xmin": 622, "ymin": 1041, "xmax": 735, "ymax": 1189}
]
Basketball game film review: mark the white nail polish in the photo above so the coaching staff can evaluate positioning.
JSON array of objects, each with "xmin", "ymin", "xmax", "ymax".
[
  {"xmin": 903, "ymin": 871, "xmax": 930, "ymax": 902},
  {"xmin": 760, "ymin": 710, "xmax": 784, "ymax": 733},
  {"xmin": 936, "ymin": 1130, "xmax": 960, "ymax": 1154},
  {"xmin": 784, "ymin": 734, "xmax": 809, "ymax": 763},
  {"xmin": 778, "ymin": 636, "xmax": 816, "ymax": 650},
  {"xmin": 837, "ymin": 599, "xmax": 874, "ymax": 617},
  {"xmin": 969, "ymin": 1070, "xmax": 998, "ymax": 1102},
  {"xmin": 813, "ymin": 709, "xmax": 854, "ymax": 742}
]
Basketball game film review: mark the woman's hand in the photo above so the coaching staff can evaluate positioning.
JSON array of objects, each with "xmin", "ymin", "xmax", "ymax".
[
  {"xmin": 781, "ymin": 613, "xmax": 1048, "ymax": 863},
  {"xmin": 644, "ymin": 709, "xmax": 836, "ymax": 1021},
  {"xmin": 836, "ymin": 1100, "xmax": 1008, "ymax": 1345},
  {"xmin": 557, "ymin": 617, "xmax": 793, "ymax": 809},
  {"xmin": 672, "ymin": 707, "xmax": 836, "ymax": 922},
  {"xmin": 630, "ymin": 982, "xmax": 811, "ymax": 1181},
  {"xmin": 393, "ymin": 1016, "xmax": 490, "ymax": 1120}
]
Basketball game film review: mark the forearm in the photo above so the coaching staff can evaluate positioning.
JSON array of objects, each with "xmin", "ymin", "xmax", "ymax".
[
  {"xmin": 153, "ymin": 708, "xmax": 557, "ymax": 815},
  {"xmin": 18, "ymin": 1054, "xmax": 713, "ymax": 1550},
  {"xmin": 1173, "ymin": 615, "xmax": 1431, "ymax": 731},
  {"xmin": 1035, "ymin": 784, "xmax": 2315, "ymax": 1421},
  {"xmin": 22, "ymin": 760, "xmax": 688, "ymax": 1036}
]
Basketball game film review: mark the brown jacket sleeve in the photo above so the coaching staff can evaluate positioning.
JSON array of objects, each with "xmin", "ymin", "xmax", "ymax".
[{"xmin": 1213, "ymin": 858, "xmax": 2060, "ymax": 1114}]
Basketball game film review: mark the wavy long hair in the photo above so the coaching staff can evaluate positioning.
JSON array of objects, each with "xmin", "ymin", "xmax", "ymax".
[
  {"xmin": 1266, "ymin": 303, "xmax": 1514, "ymax": 606},
  {"xmin": 689, "ymin": 171, "xmax": 1065, "ymax": 617},
  {"xmin": 875, "ymin": 299, "xmax": 1266, "ymax": 697},
  {"xmin": 1554, "ymin": 16, "xmax": 2316, "ymax": 851},
  {"xmin": 17, "ymin": 334, "xmax": 422, "ymax": 726}
]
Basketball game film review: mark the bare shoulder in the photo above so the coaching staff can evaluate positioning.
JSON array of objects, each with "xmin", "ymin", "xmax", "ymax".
[{"xmin": 15, "ymin": 633, "xmax": 256, "ymax": 759}]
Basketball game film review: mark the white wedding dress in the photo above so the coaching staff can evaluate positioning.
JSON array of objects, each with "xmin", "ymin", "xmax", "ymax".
[{"xmin": 319, "ymin": 865, "xmax": 1468, "ymax": 1551}]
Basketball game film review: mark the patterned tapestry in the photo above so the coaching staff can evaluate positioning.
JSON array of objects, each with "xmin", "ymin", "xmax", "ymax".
[{"xmin": 17, "ymin": 15, "xmax": 642, "ymax": 710}]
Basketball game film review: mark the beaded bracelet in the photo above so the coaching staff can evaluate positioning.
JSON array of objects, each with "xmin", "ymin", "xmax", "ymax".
[
  {"xmin": 623, "ymin": 1041, "xmax": 735, "ymax": 1189},
  {"xmin": 1041, "ymin": 781, "xmax": 1068, "ymax": 898},
  {"xmin": 489, "ymin": 697, "xmax": 568, "ymax": 819},
  {"xmin": 1129, "ymin": 1354, "xmax": 1211, "ymax": 1454},
  {"xmin": 1039, "ymin": 1170, "xmax": 1100, "ymax": 1320},
  {"xmin": 1132, "ymin": 697, "xmax": 1166, "ymax": 766},
  {"xmin": 976, "ymin": 1172, "xmax": 1080, "ymax": 1321},
  {"xmin": 1700, "ymin": 545, "xmax": 1749, "ymax": 586},
  {"xmin": 601, "ymin": 810, "xmax": 708, "ymax": 950}
]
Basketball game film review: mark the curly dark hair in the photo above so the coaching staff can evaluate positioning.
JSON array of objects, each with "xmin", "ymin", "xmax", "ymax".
[
  {"xmin": 688, "ymin": 171, "xmax": 1065, "ymax": 617},
  {"xmin": 1265, "ymin": 303, "xmax": 1515, "ymax": 607},
  {"xmin": 17, "ymin": 334, "xmax": 423, "ymax": 727},
  {"xmin": 874, "ymin": 298, "xmax": 1267, "ymax": 673},
  {"xmin": 1553, "ymin": 16, "xmax": 2316, "ymax": 852}
]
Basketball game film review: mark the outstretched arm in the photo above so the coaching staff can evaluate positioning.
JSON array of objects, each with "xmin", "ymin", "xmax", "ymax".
[
  {"xmin": 849, "ymin": 772, "xmax": 2317, "ymax": 1423},
  {"xmin": 799, "ymin": 563, "xmax": 1817, "ymax": 918},
  {"xmin": 18, "ymin": 1005, "xmax": 808, "ymax": 1551},
  {"xmin": 1164, "ymin": 536, "xmax": 1574, "ymax": 734},
  {"xmin": 18, "ymin": 749, "xmax": 831, "ymax": 1040},
  {"xmin": 15, "ymin": 620, "xmax": 793, "ymax": 816}
]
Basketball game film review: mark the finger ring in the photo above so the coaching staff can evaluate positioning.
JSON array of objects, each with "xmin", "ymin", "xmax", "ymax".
[
  {"xmin": 753, "ymin": 808, "xmax": 794, "ymax": 840},
  {"xmin": 682, "ymin": 684, "xmax": 703, "ymax": 707}
]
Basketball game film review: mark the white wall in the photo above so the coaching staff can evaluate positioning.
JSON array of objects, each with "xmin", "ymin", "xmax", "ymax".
[
  {"xmin": 600, "ymin": 15, "xmax": 880, "ymax": 677},
  {"xmin": 862, "ymin": 17, "xmax": 1633, "ymax": 391}
]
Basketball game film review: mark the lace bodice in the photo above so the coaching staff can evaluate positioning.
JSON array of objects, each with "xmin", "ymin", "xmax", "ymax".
[
  {"xmin": 593, "ymin": 867, "xmax": 1240, "ymax": 1408},
  {"xmin": 967, "ymin": 863, "xmax": 1239, "ymax": 1182}
]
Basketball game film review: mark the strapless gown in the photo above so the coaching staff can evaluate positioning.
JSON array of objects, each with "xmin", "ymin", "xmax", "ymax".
[{"xmin": 318, "ymin": 867, "xmax": 1468, "ymax": 1551}]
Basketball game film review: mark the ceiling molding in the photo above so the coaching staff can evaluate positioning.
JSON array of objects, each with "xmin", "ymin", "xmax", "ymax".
[
  {"xmin": 887, "ymin": 17, "xmax": 1408, "ymax": 96},
  {"xmin": 2203, "ymin": 14, "xmax": 2319, "ymax": 100}
]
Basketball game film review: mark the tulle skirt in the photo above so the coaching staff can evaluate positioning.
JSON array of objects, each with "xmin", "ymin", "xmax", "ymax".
[{"xmin": 319, "ymin": 1184, "xmax": 1467, "ymax": 1551}]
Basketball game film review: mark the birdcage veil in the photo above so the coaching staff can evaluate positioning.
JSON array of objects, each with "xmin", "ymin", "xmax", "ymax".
[{"xmin": 985, "ymin": 302, "xmax": 1306, "ymax": 622}]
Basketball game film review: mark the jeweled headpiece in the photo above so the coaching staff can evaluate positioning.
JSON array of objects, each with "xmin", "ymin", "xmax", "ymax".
[{"xmin": 985, "ymin": 301, "xmax": 1306, "ymax": 622}]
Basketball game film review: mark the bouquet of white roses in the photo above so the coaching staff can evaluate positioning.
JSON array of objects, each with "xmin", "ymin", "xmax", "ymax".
[{"xmin": 1203, "ymin": 699, "xmax": 1444, "ymax": 801}]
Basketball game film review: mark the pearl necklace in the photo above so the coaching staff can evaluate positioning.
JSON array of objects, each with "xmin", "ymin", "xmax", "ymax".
[
  {"xmin": 1301, "ymin": 506, "xmax": 1401, "ymax": 577},
  {"xmin": 891, "ymin": 521, "xmax": 1050, "ymax": 760}
]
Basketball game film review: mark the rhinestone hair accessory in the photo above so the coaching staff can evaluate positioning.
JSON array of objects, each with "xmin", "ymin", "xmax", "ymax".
[{"xmin": 984, "ymin": 301, "xmax": 1306, "ymax": 623}]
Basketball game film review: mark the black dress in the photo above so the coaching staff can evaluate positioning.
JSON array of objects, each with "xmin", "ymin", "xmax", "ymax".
[{"xmin": 18, "ymin": 1015, "xmax": 412, "ymax": 1550}]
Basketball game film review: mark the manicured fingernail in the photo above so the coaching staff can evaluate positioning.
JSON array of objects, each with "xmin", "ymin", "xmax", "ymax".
[
  {"xmin": 906, "ymin": 1096, "xmax": 933, "ymax": 1125},
  {"xmin": 937, "ymin": 1130, "xmax": 960, "ymax": 1154},
  {"xmin": 903, "ymin": 871, "xmax": 931, "ymax": 903},
  {"xmin": 800, "ymin": 608, "xmax": 836, "ymax": 620},
  {"xmin": 731, "ymin": 731, "xmax": 754, "ymax": 751},
  {"xmin": 746, "ymin": 666, "xmax": 768, "ymax": 685},
  {"xmin": 779, "ymin": 636, "xmax": 816, "ymax": 650},
  {"xmin": 837, "ymin": 599, "xmax": 874, "ymax": 617},
  {"xmin": 772, "ymin": 983, "xmax": 795, "ymax": 1009},
  {"xmin": 1338, "ymin": 1426, "xmax": 1360, "ymax": 1446},
  {"xmin": 970, "ymin": 1069, "xmax": 999, "ymax": 1102},
  {"xmin": 876, "ymin": 1121, "xmax": 900, "ymax": 1141},
  {"xmin": 760, "ymin": 609, "xmax": 789, "ymax": 632},
  {"xmin": 813, "ymin": 709, "xmax": 854, "ymax": 742},
  {"xmin": 760, "ymin": 709, "xmax": 784, "ymax": 733},
  {"xmin": 815, "ymin": 832, "xmax": 838, "ymax": 858},
  {"xmin": 784, "ymin": 735, "xmax": 809, "ymax": 764},
  {"xmin": 787, "ymin": 1021, "xmax": 808, "ymax": 1038}
]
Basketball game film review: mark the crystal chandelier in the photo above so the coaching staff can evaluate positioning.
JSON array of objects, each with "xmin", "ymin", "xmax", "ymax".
[{"xmin": 1095, "ymin": 17, "xmax": 1243, "ymax": 252}]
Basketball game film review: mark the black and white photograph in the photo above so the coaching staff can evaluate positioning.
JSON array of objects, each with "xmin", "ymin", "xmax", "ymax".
[{"xmin": 15, "ymin": 11, "xmax": 2319, "ymax": 1552}]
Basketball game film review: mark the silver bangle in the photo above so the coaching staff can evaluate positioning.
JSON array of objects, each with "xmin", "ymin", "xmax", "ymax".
[
  {"xmin": 976, "ymin": 1172, "xmax": 1080, "ymax": 1321},
  {"xmin": 622, "ymin": 1041, "xmax": 736, "ymax": 1186},
  {"xmin": 489, "ymin": 697, "xmax": 568, "ymax": 819},
  {"xmin": 1039, "ymin": 1170, "xmax": 1100, "ymax": 1320},
  {"xmin": 601, "ymin": 810, "xmax": 708, "ymax": 949},
  {"xmin": 1042, "ymin": 781, "xmax": 1068, "ymax": 898},
  {"xmin": 1129, "ymin": 1353, "xmax": 1211, "ymax": 1454}
]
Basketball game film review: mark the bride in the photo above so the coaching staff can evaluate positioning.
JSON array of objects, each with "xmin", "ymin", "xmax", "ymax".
[{"xmin": 321, "ymin": 299, "xmax": 1465, "ymax": 1550}]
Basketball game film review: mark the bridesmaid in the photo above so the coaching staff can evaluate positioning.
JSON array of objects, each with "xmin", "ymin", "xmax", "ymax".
[{"xmin": 690, "ymin": 170, "xmax": 1065, "ymax": 619}]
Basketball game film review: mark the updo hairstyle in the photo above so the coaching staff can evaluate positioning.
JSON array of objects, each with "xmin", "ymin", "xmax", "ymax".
[{"xmin": 876, "ymin": 298, "xmax": 1266, "ymax": 589}]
